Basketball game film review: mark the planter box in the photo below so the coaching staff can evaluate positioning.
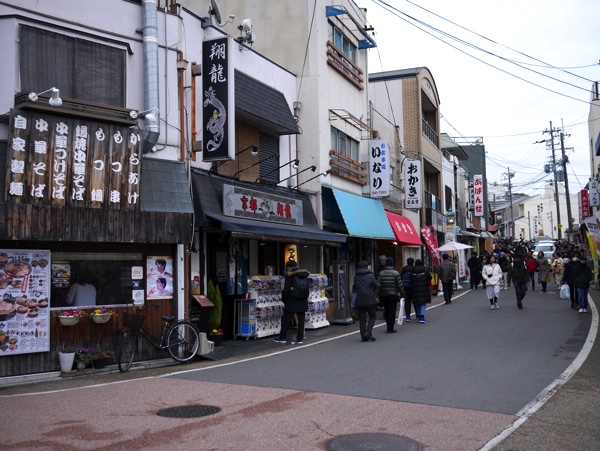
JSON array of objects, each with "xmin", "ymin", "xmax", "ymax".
[
  {"xmin": 58, "ymin": 315, "xmax": 79, "ymax": 326},
  {"xmin": 90, "ymin": 313, "xmax": 112, "ymax": 324}
]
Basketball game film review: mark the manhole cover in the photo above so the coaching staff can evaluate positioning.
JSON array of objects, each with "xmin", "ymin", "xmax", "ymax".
[
  {"xmin": 157, "ymin": 405, "xmax": 221, "ymax": 418},
  {"xmin": 326, "ymin": 433, "xmax": 422, "ymax": 451}
]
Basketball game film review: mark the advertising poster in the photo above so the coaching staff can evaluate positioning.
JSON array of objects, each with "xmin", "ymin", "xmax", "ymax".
[
  {"xmin": 0, "ymin": 249, "xmax": 51, "ymax": 356},
  {"xmin": 146, "ymin": 256, "xmax": 173, "ymax": 300}
]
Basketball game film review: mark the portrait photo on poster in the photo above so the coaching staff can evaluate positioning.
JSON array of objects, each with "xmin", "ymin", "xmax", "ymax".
[
  {"xmin": 147, "ymin": 276, "xmax": 174, "ymax": 299},
  {"xmin": 147, "ymin": 256, "xmax": 173, "ymax": 277}
]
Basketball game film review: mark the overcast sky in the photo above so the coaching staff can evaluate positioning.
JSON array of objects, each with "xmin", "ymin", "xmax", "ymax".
[{"xmin": 361, "ymin": 0, "xmax": 599, "ymax": 198}]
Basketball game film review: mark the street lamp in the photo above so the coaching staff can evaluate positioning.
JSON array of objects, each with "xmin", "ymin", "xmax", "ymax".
[{"xmin": 446, "ymin": 209, "xmax": 456, "ymax": 226}]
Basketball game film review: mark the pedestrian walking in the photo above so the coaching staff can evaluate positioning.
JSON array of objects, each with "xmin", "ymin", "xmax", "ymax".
[
  {"xmin": 377, "ymin": 257, "xmax": 405, "ymax": 333},
  {"xmin": 509, "ymin": 253, "xmax": 529, "ymax": 309},
  {"xmin": 400, "ymin": 258, "xmax": 416, "ymax": 322},
  {"xmin": 439, "ymin": 254, "xmax": 456, "ymax": 304},
  {"xmin": 552, "ymin": 251, "xmax": 565, "ymax": 286},
  {"xmin": 536, "ymin": 251, "xmax": 551, "ymax": 293},
  {"xmin": 499, "ymin": 252, "xmax": 510, "ymax": 290},
  {"xmin": 353, "ymin": 261, "xmax": 380, "ymax": 342},
  {"xmin": 482, "ymin": 254, "xmax": 502, "ymax": 309},
  {"xmin": 524, "ymin": 251, "xmax": 538, "ymax": 291},
  {"xmin": 467, "ymin": 252, "xmax": 482, "ymax": 289},
  {"xmin": 563, "ymin": 253, "xmax": 578, "ymax": 309},
  {"xmin": 273, "ymin": 260, "xmax": 310, "ymax": 345},
  {"xmin": 573, "ymin": 256, "xmax": 592, "ymax": 313},
  {"xmin": 506, "ymin": 253, "xmax": 513, "ymax": 288},
  {"xmin": 411, "ymin": 259, "xmax": 432, "ymax": 323}
]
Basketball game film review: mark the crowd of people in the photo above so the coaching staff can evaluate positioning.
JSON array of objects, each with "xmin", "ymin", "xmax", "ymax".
[{"xmin": 466, "ymin": 238, "xmax": 594, "ymax": 313}]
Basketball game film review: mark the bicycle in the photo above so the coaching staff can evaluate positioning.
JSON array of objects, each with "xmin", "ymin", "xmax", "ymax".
[{"xmin": 118, "ymin": 304, "xmax": 200, "ymax": 373}]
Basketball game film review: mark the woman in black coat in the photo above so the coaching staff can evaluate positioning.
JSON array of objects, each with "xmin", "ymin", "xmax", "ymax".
[
  {"xmin": 353, "ymin": 261, "xmax": 380, "ymax": 342},
  {"xmin": 411, "ymin": 259, "xmax": 432, "ymax": 324}
]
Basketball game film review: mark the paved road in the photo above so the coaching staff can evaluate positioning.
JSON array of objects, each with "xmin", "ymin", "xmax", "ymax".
[{"xmin": 1, "ymin": 284, "xmax": 598, "ymax": 450}]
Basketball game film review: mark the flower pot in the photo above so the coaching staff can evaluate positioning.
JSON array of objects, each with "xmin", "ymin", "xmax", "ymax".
[
  {"xmin": 91, "ymin": 313, "xmax": 112, "ymax": 324},
  {"xmin": 208, "ymin": 335, "xmax": 223, "ymax": 347},
  {"xmin": 58, "ymin": 315, "xmax": 80, "ymax": 326},
  {"xmin": 93, "ymin": 358, "xmax": 115, "ymax": 369},
  {"xmin": 58, "ymin": 351, "xmax": 75, "ymax": 372}
]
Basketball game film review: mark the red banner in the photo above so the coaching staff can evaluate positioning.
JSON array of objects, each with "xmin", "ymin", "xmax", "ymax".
[
  {"xmin": 580, "ymin": 190, "xmax": 590, "ymax": 219},
  {"xmin": 420, "ymin": 225, "xmax": 440, "ymax": 267}
]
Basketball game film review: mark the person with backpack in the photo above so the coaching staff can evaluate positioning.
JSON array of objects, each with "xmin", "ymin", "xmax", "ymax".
[
  {"xmin": 353, "ymin": 261, "xmax": 380, "ymax": 342},
  {"xmin": 400, "ymin": 258, "xmax": 415, "ymax": 322},
  {"xmin": 467, "ymin": 252, "xmax": 482, "ymax": 289},
  {"xmin": 509, "ymin": 253, "xmax": 529, "ymax": 309},
  {"xmin": 273, "ymin": 259, "xmax": 310, "ymax": 345},
  {"xmin": 377, "ymin": 257, "xmax": 406, "ymax": 333}
]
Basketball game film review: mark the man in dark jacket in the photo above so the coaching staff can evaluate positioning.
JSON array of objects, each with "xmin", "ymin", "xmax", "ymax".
[
  {"xmin": 400, "ymin": 258, "xmax": 416, "ymax": 322},
  {"xmin": 353, "ymin": 261, "xmax": 380, "ymax": 342},
  {"xmin": 274, "ymin": 260, "xmax": 310, "ymax": 345},
  {"xmin": 573, "ymin": 256, "xmax": 592, "ymax": 313},
  {"xmin": 509, "ymin": 254, "xmax": 529, "ymax": 309},
  {"xmin": 411, "ymin": 259, "xmax": 432, "ymax": 324},
  {"xmin": 439, "ymin": 254, "xmax": 456, "ymax": 304},
  {"xmin": 377, "ymin": 257, "xmax": 406, "ymax": 333},
  {"xmin": 467, "ymin": 252, "xmax": 482, "ymax": 289}
]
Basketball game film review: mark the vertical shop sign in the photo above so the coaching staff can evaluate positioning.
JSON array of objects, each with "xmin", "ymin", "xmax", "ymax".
[
  {"xmin": 0, "ymin": 249, "xmax": 51, "ymax": 356},
  {"xmin": 469, "ymin": 179, "xmax": 475, "ymax": 211},
  {"xmin": 590, "ymin": 181, "xmax": 600, "ymax": 207},
  {"xmin": 5, "ymin": 110, "xmax": 141, "ymax": 209},
  {"xmin": 580, "ymin": 190, "xmax": 590, "ymax": 219},
  {"xmin": 421, "ymin": 225, "xmax": 440, "ymax": 267},
  {"xmin": 473, "ymin": 174, "xmax": 484, "ymax": 217},
  {"xmin": 404, "ymin": 159, "xmax": 422, "ymax": 209},
  {"xmin": 202, "ymin": 36, "xmax": 235, "ymax": 162},
  {"xmin": 368, "ymin": 139, "xmax": 390, "ymax": 198},
  {"xmin": 146, "ymin": 256, "xmax": 174, "ymax": 300}
]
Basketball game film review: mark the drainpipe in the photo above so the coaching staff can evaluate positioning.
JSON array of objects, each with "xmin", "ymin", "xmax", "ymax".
[
  {"xmin": 177, "ymin": 52, "xmax": 188, "ymax": 162},
  {"xmin": 142, "ymin": 0, "xmax": 160, "ymax": 153}
]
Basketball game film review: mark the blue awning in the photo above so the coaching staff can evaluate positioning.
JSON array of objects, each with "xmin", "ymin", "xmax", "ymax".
[{"xmin": 329, "ymin": 188, "xmax": 395, "ymax": 240}]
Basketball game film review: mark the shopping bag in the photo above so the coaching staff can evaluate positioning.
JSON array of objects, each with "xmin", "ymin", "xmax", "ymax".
[
  {"xmin": 545, "ymin": 274, "xmax": 552, "ymax": 283},
  {"xmin": 351, "ymin": 291, "xmax": 357, "ymax": 309},
  {"xmin": 560, "ymin": 284, "xmax": 570, "ymax": 299},
  {"xmin": 397, "ymin": 298, "xmax": 405, "ymax": 325}
]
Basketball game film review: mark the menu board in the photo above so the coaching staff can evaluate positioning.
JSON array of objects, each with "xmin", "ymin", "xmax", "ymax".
[{"xmin": 0, "ymin": 249, "xmax": 51, "ymax": 356}]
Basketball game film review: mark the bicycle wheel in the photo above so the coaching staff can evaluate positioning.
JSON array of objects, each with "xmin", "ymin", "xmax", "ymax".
[
  {"xmin": 118, "ymin": 332, "xmax": 137, "ymax": 373},
  {"xmin": 166, "ymin": 321, "xmax": 200, "ymax": 362}
]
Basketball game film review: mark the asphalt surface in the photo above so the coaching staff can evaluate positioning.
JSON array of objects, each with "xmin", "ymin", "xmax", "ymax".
[{"xmin": 1, "ymin": 283, "xmax": 599, "ymax": 450}]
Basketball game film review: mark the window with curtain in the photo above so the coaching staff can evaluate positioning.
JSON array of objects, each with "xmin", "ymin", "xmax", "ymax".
[{"xmin": 19, "ymin": 25, "xmax": 127, "ymax": 107}]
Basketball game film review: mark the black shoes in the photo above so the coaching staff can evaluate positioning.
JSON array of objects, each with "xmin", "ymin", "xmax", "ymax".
[
  {"xmin": 387, "ymin": 330, "xmax": 397, "ymax": 334},
  {"xmin": 517, "ymin": 302, "xmax": 523, "ymax": 309},
  {"xmin": 363, "ymin": 334, "xmax": 376, "ymax": 341}
]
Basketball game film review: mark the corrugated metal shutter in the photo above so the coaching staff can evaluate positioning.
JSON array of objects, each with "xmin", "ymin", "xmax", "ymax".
[{"xmin": 259, "ymin": 133, "xmax": 279, "ymax": 183}]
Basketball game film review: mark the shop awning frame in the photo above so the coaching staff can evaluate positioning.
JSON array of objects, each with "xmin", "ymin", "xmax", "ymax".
[
  {"xmin": 385, "ymin": 211, "xmax": 422, "ymax": 245},
  {"xmin": 324, "ymin": 188, "xmax": 395, "ymax": 240},
  {"xmin": 191, "ymin": 169, "xmax": 346, "ymax": 246}
]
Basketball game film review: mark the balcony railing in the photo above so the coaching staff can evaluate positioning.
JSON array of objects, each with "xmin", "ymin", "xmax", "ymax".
[
  {"xmin": 326, "ymin": 41, "xmax": 364, "ymax": 90},
  {"xmin": 422, "ymin": 119, "xmax": 439, "ymax": 148}
]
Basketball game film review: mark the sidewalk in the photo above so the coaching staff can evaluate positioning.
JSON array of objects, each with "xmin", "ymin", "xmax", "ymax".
[{"xmin": 488, "ymin": 287, "xmax": 600, "ymax": 450}]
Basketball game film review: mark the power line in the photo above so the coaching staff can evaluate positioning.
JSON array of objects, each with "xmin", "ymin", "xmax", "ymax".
[{"xmin": 371, "ymin": 0, "xmax": 594, "ymax": 106}]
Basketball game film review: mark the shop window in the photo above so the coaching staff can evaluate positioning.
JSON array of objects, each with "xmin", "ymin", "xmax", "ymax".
[
  {"xmin": 51, "ymin": 252, "xmax": 143, "ymax": 308},
  {"xmin": 19, "ymin": 25, "xmax": 127, "ymax": 107}
]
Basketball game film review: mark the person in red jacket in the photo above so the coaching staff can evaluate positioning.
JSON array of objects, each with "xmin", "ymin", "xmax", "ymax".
[{"xmin": 524, "ymin": 250, "xmax": 538, "ymax": 291}]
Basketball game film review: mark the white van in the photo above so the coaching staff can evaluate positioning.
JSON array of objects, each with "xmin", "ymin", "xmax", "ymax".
[{"xmin": 534, "ymin": 242, "xmax": 555, "ymax": 261}]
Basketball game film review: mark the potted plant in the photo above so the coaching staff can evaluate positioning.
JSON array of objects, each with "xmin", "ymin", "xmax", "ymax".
[
  {"xmin": 58, "ymin": 347, "xmax": 75, "ymax": 372},
  {"xmin": 91, "ymin": 350, "xmax": 115, "ymax": 369},
  {"xmin": 90, "ymin": 307, "xmax": 113, "ymax": 324},
  {"xmin": 57, "ymin": 309, "xmax": 83, "ymax": 326},
  {"xmin": 74, "ymin": 347, "xmax": 93, "ymax": 371},
  {"xmin": 206, "ymin": 280, "xmax": 223, "ymax": 345}
]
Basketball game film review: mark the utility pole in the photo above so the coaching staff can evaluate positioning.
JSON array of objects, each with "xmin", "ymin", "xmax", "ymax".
[
  {"xmin": 504, "ymin": 167, "xmax": 515, "ymax": 239},
  {"xmin": 545, "ymin": 122, "xmax": 562, "ymax": 240},
  {"xmin": 560, "ymin": 131, "xmax": 573, "ymax": 242}
]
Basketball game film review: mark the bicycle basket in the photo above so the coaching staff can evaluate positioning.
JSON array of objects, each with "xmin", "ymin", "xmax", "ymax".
[{"xmin": 123, "ymin": 312, "xmax": 145, "ymax": 331}]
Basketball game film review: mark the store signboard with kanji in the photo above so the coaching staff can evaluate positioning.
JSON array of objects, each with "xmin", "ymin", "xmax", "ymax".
[
  {"xmin": 222, "ymin": 184, "xmax": 303, "ymax": 225},
  {"xmin": 404, "ymin": 159, "xmax": 422, "ymax": 209},
  {"xmin": 473, "ymin": 174, "xmax": 484, "ymax": 217},
  {"xmin": 368, "ymin": 139, "xmax": 390, "ymax": 198}
]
